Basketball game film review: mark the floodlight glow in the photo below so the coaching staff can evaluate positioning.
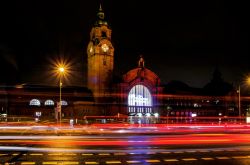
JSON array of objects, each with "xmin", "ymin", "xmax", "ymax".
[
  {"xmin": 154, "ymin": 113, "xmax": 159, "ymax": 118},
  {"xmin": 191, "ymin": 113, "xmax": 197, "ymax": 117},
  {"xmin": 247, "ymin": 117, "xmax": 250, "ymax": 123},
  {"xmin": 146, "ymin": 113, "xmax": 151, "ymax": 117},
  {"xmin": 137, "ymin": 113, "xmax": 142, "ymax": 117}
]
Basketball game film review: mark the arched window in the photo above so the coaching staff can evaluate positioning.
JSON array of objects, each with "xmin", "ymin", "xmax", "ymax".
[
  {"xmin": 29, "ymin": 99, "xmax": 41, "ymax": 106},
  {"xmin": 45, "ymin": 100, "xmax": 54, "ymax": 106},
  {"xmin": 128, "ymin": 85, "xmax": 152, "ymax": 106},
  {"xmin": 61, "ymin": 100, "xmax": 68, "ymax": 106},
  {"xmin": 128, "ymin": 84, "xmax": 152, "ymax": 116}
]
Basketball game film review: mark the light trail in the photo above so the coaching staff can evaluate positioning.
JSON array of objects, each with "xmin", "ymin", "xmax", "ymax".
[
  {"xmin": 0, "ymin": 146, "xmax": 250, "ymax": 153},
  {"xmin": 1, "ymin": 134, "xmax": 250, "ymax": 146},
  {"xmin": 1, "ymin": 124, "xmax": 250, "ymax": 132}
]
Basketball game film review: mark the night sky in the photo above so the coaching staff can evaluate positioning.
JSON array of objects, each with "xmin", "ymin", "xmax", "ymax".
[{"xmin": 0, "ymin": 0, "xmax": 249, "ymax": 88}]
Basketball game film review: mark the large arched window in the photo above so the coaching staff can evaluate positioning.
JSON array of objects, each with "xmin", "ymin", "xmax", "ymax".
[
  {"xmin": 128, "ymin": 85, "xmax": 152, "ymax": 106},
  {"xmin": 29, "ymin": 99, "xmax": 41, "ymax": 106},
  {"xmin": 44, "ymin": 100, "xmax": 54, "ymax": 106}
]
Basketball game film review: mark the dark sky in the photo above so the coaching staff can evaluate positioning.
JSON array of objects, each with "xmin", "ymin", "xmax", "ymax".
[{"xmin": 0, "ymin": 0, "xmax": 249, "ymax": 88}]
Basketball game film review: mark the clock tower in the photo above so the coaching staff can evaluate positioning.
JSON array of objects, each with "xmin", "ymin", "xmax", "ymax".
[{"xmin": 87, "ymin": 4, "xmax": 114, "ymax": 99}]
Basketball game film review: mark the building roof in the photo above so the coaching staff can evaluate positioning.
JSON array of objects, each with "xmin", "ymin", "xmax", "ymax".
[
  {"xmin": 123, "ymin": 67, "xmax": 160, "ymax": 86},
  {"xmin": 0, "ymin": 84, "xmax": 94, "ymax": 102}
]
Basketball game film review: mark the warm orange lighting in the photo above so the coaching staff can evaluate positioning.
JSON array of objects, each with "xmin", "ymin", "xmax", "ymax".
[
  {"xmin": 49, "ymin": 57, "xmax": 72, "ymax": 82},
  {"xmin": 247, "ymin": 76, "xmax": 250, "ymax": 85},
  {"xmin": 59, "ymin": 67, "xmax": 65, "ymax": 73}
]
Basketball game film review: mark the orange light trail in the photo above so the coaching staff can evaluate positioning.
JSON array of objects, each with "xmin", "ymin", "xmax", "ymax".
[{"xmin": 1, "ymin": 134, "xmax": 250, "ymax": 146}]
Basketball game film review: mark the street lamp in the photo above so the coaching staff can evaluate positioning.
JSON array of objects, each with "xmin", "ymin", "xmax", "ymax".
[
  {"xmin": 50, "ymin": 57, "xmax": 71, "ymax": 125},
  {"xmin": 244, "ymin": 76, "xmax": 250, "ymax": 123},
  {"xmin": 238, "ymin": 76, "xmax": 250, "ymax": 118},
  {"xmin": 238, "ymin": 85, "xmax": 241, "ymax": 117},
  {"xmin": 58, "ymin": 66, "xmax": 65, "ymax": 125}
]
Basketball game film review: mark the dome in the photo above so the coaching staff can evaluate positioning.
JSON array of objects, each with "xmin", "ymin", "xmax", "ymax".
[{"xmin": 123, "ymin": 67, "xmax": 160, "ymax": 86}]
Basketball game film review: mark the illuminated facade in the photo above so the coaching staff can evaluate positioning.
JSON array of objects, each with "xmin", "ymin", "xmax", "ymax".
[
  {"xmin": 84, "ymin": 4, "xmax": 248, "ymax": 119},
  {"xmin": 119, "ymin": 57, "xmax": 163, "ymax": 118},
  {"xmin": 0, "ymin": 85, "xmax": 94, "ymax": 119},
  {"xmin": 1, "ymin": 4, "xmax": 250, "ymax": 122},
  {"xmin": 85, "ymin": 4, "xmax": 165, "ymax": 118},
  {"xmin": 87, "ymin": 5, "xmax": 114, "ymax": 99}
]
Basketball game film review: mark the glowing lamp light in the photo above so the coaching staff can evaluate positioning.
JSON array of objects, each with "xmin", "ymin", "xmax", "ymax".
[
  {"xmin": 247, "ymin": 77, "xmax": 250, "ymax": 85},
  {"xmin": 146, "ymin": 113, "xmax": 151, "ymax": 117},
  {"xmin": 154, "ymin": 113, "xmax": 159, "ymax": 118},
  {"xmin": 191, "ymin": 113, "xmax": 197, "ymax": 117},
  {"xmin": 59, "ymin": 67, "xmax": 65, "ymax": 73},
  {"xmin": 137, "ymin": 113, "xmax": 142, "ymax": 117},
  {"xmin": 1, "ymin": 114, "xmax": 7, "ymax": 117},
  {"xmin": 193, "ymin": 103, "xmax": 198, "ymax": 107},
  {"xmin": 50, "ymin": 57, "xmax": 72, "ymax": 85},
  {"xmin": 247, "ymin": 117, "xmax": 250, "ymax": 123}
]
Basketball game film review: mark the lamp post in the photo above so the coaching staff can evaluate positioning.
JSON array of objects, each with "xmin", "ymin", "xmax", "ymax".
[
  {"xmin": 58, "ymin": 67, "xmax": 64, "ymax": 125},
  {"xmin": 238, "ymin": 76, "xmax": 250, "ymax": 120},
  {"xmin": 238, "ymin": 85, "xmax": 241, "ymax": 117}
]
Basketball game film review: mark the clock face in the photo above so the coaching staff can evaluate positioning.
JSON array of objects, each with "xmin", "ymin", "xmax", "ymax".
[{"xmin": 101, "ymin": 44, "xmax": 109, "ymax": 52}]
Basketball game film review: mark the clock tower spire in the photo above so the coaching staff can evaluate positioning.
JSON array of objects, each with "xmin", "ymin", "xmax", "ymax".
[{"xmin": 87, "ymin": 4, "xmax": 114, "ymax": 100}]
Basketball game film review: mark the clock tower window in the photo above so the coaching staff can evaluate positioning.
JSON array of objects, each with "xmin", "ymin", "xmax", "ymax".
[{"xmin": 102, "ymin": 31, "xmax": 107, "ymax": 38}]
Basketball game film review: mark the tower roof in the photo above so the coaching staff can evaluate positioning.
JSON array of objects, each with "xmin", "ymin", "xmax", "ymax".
[{"xmin": 95, "ymin": 3, "xmax": 108, "ymax": 26}]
